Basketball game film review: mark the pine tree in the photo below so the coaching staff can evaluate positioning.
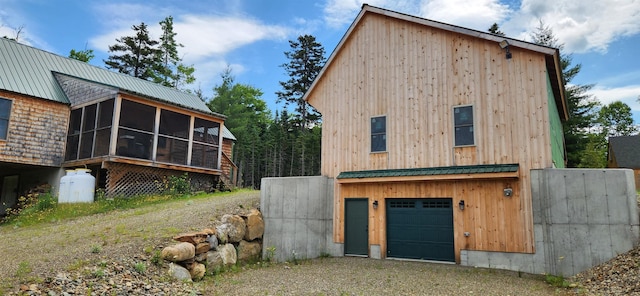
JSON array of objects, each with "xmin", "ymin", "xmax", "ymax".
[
  {"xmin": 488, "ymin": 23, "xmax": 505, "ymax": 36},
  {"xmin": 155, "ymin": 16, "xmax": 195, "ymax": 88},
  {"xmin": 104, "ymin": 22, "xmax": 159, "ymax": 80},
  {"xmin": 69, "ymin": 48, "xmax": 94, "ymax": 63},
  {"xmin": 277, "ymin": 34, "xmax": 326, "ymax": 130}
]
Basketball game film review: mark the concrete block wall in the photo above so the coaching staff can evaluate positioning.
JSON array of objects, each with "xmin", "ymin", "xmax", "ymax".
[
  {"xmin": 260, "ymin": 176, "xmax": 342, "ymax": 262},
  {"xmin": 462, "ymin": 168, "xmax": 639, "ymax": 276}
]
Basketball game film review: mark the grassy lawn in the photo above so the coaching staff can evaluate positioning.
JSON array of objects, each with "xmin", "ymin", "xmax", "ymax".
[{"xmin": 1, "ymin": 189, "xmax": 250, "ymax": 228}]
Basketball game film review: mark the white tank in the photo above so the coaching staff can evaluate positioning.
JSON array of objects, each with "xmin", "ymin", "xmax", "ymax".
[
  {"xmin": 71, "ymin": 169, "xmax": 95, "ymax": 203},
  {"xmin": 58, "ymin": 170, "xmax": 77, "ymax": 203}
]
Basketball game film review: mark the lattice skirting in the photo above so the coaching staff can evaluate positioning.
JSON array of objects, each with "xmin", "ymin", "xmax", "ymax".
[{"xmin": 104, "ymin": 162, "xmax": 218, "ymax": 197}]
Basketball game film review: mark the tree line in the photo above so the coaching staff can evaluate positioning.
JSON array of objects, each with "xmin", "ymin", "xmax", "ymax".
[{"xmin": 58, "ymin": 17, "xmax": 636, "ymax": 187}]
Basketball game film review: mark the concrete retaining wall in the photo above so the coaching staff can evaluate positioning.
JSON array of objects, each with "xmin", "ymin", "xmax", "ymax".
[
  {"xmin": 462, "ymin": 168, "xmax": 640, "ymax": 276},
  {"xmin": 260, "ymin": 176, "xmax": 342, "ymax": 262}
]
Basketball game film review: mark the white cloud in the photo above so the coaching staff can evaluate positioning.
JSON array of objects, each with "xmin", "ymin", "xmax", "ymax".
[
  {"xmin": 170, "ymin": 15, "xmax": 290, "ymax": 63},
  {"xmin": 419, "ymin": 0, "xmax": 511, "ymax": 30},
  {"xmin": 322, "ymin": 0, "xmax": 640, "ymax": 55},
  {"xmin": 88, "ymin": 3, "xmax": 291, "ymax": 98},
  {"xmin": 322, "ymin": 0, "xmax": 421, "ymax": 28},
  {"xmin": 588, "ymin": 85, "xmax": 640, "ymax": 111},
  {"xmin": 506, "ymin": 0, "xmax": 640, "ymax": 53}
]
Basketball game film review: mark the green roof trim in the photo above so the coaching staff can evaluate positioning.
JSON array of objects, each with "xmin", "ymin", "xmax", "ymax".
[{"xmin": 336, "ymin": 164, "xmax": 519, "ymax": 179}]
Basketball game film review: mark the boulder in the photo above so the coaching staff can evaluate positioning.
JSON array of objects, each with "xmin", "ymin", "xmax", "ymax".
[
  {"xmin": 189, "ymin": 263, "xmax": 206, "ymax": 281},
  {"xmin": 219, "ymin": 214, "xmax": 246, "ymax": 243},
  {"xmin": 195, "ymin": 252, "xmax": 207, "ymax": 263},
  {"xmin": 206, "ymin": 250, "xmax": 223, "ymax": 271},
  {"xmin": 173, "ymin": 231, "xmax": 209, "ymax": 245},
  {"xmin": 195, "ymin": 242, "xmax": 210, "ymax": 254},
  {"xmin": 243, "ymin": 209, "xmax": 265, "ymax": 241},
  {"xmin": 161, "ymin": 242, "xmax": 195, "ymax": 262},
  {"xmin": 237, "ymin": 240, "xmax": 262, "ymax": 262},
  {"xmin": 206, "ymin": 234, "xmax": 219, "ymax": 250},
  {"xmin": 168, "ymin": 263, "xmax": 192, "ymax": 282},
  {"xmin": 202, "ymin": 228, "xmax": 216, "ymax": 236},
  {"xmin": 219, "ymin": 243, "xmax": 237, "ymax": 266},
  {"xmin": 215, "ymin": 227, "xmax": 228, "ymax": 244}
]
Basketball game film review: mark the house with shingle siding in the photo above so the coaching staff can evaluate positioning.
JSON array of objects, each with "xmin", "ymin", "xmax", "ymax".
[{"xmin": 0, "ymin": 38, "xmax": 236, "ymax": 215}]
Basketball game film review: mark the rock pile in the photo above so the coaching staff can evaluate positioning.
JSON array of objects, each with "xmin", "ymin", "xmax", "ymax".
[{"xmin": 162, "ymin": 208, "xmax": 264, "ymax": 282}]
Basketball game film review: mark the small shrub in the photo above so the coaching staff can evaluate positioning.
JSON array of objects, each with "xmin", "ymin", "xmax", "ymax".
[
  {"xmin": 151, "ymin": 250, "xmax": 163, "ymax": 266},
  {"xmin": 134, "ymin": 262, "xmax": 147, "ymax": 274},
  {"xmin": 264, "ymin": 246, "xmax": 276, "ymax": 263},
  {"xmin": 545, "ymin": 274, "xmax": 572, "ymax": 288},
  {"xmin": 90, "ymin": 244, "xmax": 102, "ymax": 254},
  {"xmin": 15, "ymin": 261, "xmax": 32, "ymax": 278},
  {"xmin": 319, "ymin": 252, "xmax": 331, "ymax": 258},
  {"xmin": 92, "ymin": 268, "xmax": 105, "ymax": 278},
  {"xmin": 290, "ymin": 250, "xmax": 300, "ymax": 265},
  {"xmin": 162, "ymin": 173, "xmax": 192, "ymax": 196}
]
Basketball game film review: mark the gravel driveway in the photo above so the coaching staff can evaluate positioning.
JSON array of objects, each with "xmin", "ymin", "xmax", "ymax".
[
  {"xmin": 209, "ymin": 257, "xmax": 564, "ymax": 296},
  {"xmin": 0, "ymin": 190, "xmax": 567, "ymax": 295}
]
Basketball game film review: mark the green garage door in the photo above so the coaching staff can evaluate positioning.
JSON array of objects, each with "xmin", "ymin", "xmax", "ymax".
[{"xmin": 386, "ymin": 198, "xmax": 454, "ymax": 262}]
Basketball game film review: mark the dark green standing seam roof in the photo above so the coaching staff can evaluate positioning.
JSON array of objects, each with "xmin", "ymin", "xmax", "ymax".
[
  {"xmin": 336, "ymin": 164, "xmax": 520, "ymax": 179},
  {"xmin": 0, "ymin": 38, "xmax": 216, "ymax": 115}
]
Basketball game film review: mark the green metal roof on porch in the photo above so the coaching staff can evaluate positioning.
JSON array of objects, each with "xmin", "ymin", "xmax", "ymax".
[
  {"xmin": 336, "ymin": 164, "xmax": 520, "ymax": 179},
  {"xmin": 0, "ymin": 38, "xmax": 216, "ymax": 116}
]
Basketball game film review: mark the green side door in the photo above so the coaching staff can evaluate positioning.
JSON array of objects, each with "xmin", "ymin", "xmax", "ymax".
[{"xmin": 344, "ymin": 198, "xmax": 368, "ymax": 256}]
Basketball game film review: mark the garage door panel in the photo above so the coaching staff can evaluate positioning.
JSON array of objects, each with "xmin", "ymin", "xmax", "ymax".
[{"xmin": 386, "ymin": 198, "xmax": 454, "ymax": 262}]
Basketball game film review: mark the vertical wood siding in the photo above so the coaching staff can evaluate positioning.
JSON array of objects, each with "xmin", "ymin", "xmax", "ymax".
[{"xmin": 307, "ymin": 13, "xmax": 557, "ymax": 256}]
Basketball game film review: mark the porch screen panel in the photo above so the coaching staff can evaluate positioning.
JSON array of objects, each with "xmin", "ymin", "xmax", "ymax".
[
  {"xmin": 94, "ymin": 99, "xmax": 114, "ymax": 157},
  {"xmin": 116, "ymin": 99, "xmax": 155, "ymax": 160},
  {"xmin": 79, "ymin": 104, "xmax": 97, "ymax": 159},
  {"xmin": 65, "ymin": 108, "xmax": 82, "ymax": 160},
  {"xmin": 191, "ymin": 118, "xmax": 220, "ymax": 169},
  {"xmin": 156, "ymin": 110, "xmax": 189, "ymax": 165}
]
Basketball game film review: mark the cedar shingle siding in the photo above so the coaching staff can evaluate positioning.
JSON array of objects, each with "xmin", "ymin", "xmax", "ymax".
[{"xmin": 0, "ymin": 91, "xmax": 68, "ymax": 167}]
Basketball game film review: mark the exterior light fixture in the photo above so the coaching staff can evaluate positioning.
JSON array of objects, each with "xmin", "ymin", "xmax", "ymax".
[
  {"xmin": 504, "ymin": 187, "xmax": 513, "ymax": 197},
  {"xmin": 458, "ymin": 200, "xmax": 465, "ymax": 210},
  {"xmin": 499, "ymin": 39, "xmax": 512, "ymax": 59},
  {"xmin": 372, "ymin": 200, "xmax": 379, "ymax": 209}
]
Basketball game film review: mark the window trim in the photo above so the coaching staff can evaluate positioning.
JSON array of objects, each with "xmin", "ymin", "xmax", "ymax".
[
  {"xmin": 370, "ymin": 115, "xmax": 387, "ymax": 153},
  {"xmin": 0, "ymin": 97, "xmax": 13, "ymax": 141},
  {"xmin": 453, "ymin": 105, "xmax": 475, "ymax": 147}
]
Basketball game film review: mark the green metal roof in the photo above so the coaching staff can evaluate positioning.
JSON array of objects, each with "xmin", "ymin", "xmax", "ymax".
[
  {"xmin": 0, "ymin": 38, "xmax": 217, "ymax": 116},
  {"xmin": 336, "ymin": 164, "xmax": 519, "ymax": 179}
]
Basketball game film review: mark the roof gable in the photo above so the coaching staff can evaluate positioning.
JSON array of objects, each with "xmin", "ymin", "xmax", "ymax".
[
  {"xmin": 609, "ymin": 135, "xmax": 640, "ymax": 168},
  {"xmin": 303, "ymin": 4, "xmax": 567, "ymax": 120},
  {"xmin": 0, "ymin": 38, "xmax": 218, "ymax": 117}
]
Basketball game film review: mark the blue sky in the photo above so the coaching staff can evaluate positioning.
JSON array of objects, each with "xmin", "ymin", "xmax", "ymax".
[{"xmin": 1, "ymin": 0, "xmax": 639, "ymax": 123}]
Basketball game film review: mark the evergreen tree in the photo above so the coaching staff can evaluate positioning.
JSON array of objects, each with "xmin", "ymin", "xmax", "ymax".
[
  {"xmin": 208, "ymin": 69, "xmax": 272, "ymax": 188},
  {"xmin": 531, "ymin": 21, "xmax": 599, "ymax": 167},
  {"xmin": 277, "ymin": 34, "xmax": 326, "ymax": 129},
  {"xmin": 104, "ymin": 22, "xmax": 159, "ymax": 80},
  {"xmin": 155, "ymin": 16, "xmax": 195, "ymax": 88},
  {"xmin": 69, "ymin": 48, "xmax": 94, "ymax": 62},
  {"xmin": 488, "ymin": 23, "xmax": 505, "ymax": 36}
]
